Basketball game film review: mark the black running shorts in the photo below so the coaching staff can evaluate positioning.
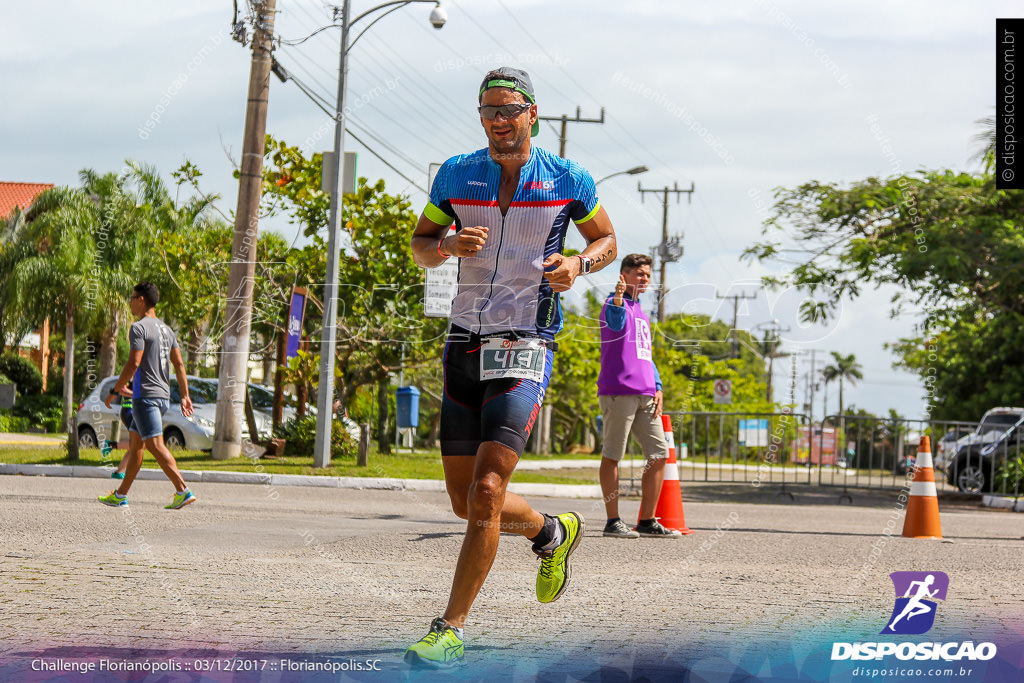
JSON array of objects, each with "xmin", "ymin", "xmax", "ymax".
[{"xmin": 440, "ymin": 326, "xmax": 554, "ymax": 457}]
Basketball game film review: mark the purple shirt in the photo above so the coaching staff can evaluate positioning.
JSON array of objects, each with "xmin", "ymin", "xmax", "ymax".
[{"xmin": 598, "ymin": 294, "xmax": 661, "ymax": 396}]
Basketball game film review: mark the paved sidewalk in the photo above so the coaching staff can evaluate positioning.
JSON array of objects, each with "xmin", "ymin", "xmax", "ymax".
[{"xmin": 0, "ymin": 432, "xmax": 65, "ymax": 447}]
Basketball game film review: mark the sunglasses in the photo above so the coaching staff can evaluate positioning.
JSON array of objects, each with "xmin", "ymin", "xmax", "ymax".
[{"xmin": 478, "ymin": 103, "xmax": 531, "ymax": 120}]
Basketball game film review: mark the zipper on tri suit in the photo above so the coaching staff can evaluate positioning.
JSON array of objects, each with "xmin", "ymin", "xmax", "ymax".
[
  {"xmin": 478, "ymin": 164, "xmax": 518, "ymax": 330},
  {"xmin": 477, "ymin": 212, "xmax": 508, "ymax": 330}
]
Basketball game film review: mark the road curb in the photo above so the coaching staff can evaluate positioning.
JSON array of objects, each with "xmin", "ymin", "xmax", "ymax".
[
  {"xmin": 0, "ymin": 463, "xmax": 600, "ymax": 499},
  {"xmin": 982, "ymin": 494, "xmax": 1024, "ymax": 512}
]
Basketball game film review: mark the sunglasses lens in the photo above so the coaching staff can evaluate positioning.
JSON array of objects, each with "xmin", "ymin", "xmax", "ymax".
[{"xmin": 479, "ymin": 104, "xmax": 527, "ymax": 120}]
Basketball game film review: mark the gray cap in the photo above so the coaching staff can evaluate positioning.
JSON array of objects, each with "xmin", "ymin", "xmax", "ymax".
[{"xmin": 479, "ymin": 67, "xmax": 539, "ymax": 137}]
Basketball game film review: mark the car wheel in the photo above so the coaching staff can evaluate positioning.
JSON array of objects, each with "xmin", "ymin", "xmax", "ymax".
[
  {"xmin": 78, "ymin": 426, "xmax": 99, "ymax": 449},
  {"xmin": 164, "ymin": 427, "xmax": 186, "ymax": 450},
  {"xmin": 954, "ymin": 456, "xmax": 992, "ymax": 494}
]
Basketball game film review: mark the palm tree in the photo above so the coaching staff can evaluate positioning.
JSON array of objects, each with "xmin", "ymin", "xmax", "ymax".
[
  {"xmin": 78, "ymin": 168, "xmax": 149, "ymax": 379},
  {"xmin": 821, "ymin": 351, "xmax": 864, "ymax": 418},
  {"xmin": 16, "ymin": 187, "xmax": 100, "ymax": 433}
]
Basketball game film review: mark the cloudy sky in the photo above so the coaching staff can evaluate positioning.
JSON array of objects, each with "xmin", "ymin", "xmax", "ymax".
[{"xmin": 1, "ymin": 1, "xmax": 1008, "ymax": 420}]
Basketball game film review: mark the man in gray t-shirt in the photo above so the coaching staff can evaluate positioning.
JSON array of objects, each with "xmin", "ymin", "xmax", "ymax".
[
  {"xmin": 100, "ymin": 282, "xmax": 197, "ymax": 510},
  {"xmin": 129, "ymin": 316, "xmax": 177, "ymax": 400}
]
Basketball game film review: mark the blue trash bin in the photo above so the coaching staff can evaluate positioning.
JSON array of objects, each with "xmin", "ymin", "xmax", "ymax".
[{"xmin": 396, "ymin": 386, "xmax": 421, "ymax": 430}]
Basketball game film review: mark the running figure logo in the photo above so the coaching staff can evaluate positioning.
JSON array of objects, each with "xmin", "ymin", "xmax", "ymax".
[{"xmin": 882, "ymin": 571, "xmax": 949, "ymax": 635}]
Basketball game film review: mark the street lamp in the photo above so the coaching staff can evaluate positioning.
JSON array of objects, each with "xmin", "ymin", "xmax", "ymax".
[
  {"xmin": 314, "ymin": 0, "xmax": 445, "ymax": 467},
  {"xmin": 596, "ymin": 165, "xmax": 648, "ymax": 185}
]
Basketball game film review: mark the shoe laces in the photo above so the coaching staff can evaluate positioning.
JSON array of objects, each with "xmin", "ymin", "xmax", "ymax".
[{"xmin": 537, "ymin": 557, "xmax": 555, "ymax": 579}]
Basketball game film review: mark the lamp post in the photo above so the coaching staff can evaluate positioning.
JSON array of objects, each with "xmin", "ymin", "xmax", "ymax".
[
  {"xmin": 596, "ymin": 165, "xmax": 648, "ymax": 186},
  {"xmin": 313, "ymin": 0, "xmax": 446, "ymax": 467}
]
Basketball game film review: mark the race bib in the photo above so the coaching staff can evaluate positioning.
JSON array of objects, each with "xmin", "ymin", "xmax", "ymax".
[
  {"xmin": 480, "ymin": 337, "xmax": 547, "ymax": 382},
  {"xmin": 635, "ymin": 318, "xmax": 652, "ymax": 361}
]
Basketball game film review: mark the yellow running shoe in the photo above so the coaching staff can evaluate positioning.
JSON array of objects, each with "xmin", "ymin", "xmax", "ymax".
[
  {"xmin": 534, "ymin": 512, "xmax": 583, "ymax": 603},
  {"xmin": 98, "ymin": 491, "xmax": 127, "ymax": 507},
  {"xmin": 404, "ymin": 617, "xmax": 464, "ymax": 668}
]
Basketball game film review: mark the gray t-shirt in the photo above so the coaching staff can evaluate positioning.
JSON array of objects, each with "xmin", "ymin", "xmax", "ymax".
[{"xmin": 129, "ymin": 316, "xmax": 179, "ymax": 400}]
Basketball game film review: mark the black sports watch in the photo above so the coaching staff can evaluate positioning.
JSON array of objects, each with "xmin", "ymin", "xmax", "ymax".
[{"xmin": 577, "ymin": 255, "xmax": 593, "ymax": 274}]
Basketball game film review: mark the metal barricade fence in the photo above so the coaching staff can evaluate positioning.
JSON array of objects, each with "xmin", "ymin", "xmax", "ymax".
[{"xmin": 622, "ymin": 412, "xmax": 1022, "ymax": 502}]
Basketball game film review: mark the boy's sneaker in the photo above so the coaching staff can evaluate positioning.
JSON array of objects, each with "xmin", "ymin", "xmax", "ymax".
[
  {"xmin": 404, "ymin": 617, "xmax": 464, "ymax": 668},
  {"xmin": 98, "ymin": 491, "xmax": 127, "ymax": 507},
  {"xmin": 603, "ymin": 519, "xmax": 640, "ymax": 538},
  {"xmin": 111, "ymin": 471, "xmax": 125, "ymax": 480},
  {"xmin": 534, "ymin": 511, "xmax": 583, "ymax": 603},
  {"xmin": 635, "ymin": 519, "xmax": 682, "ymax": 537},
  {"xmin": 165, "ymin": 490, "xmax": 196, "ymax": 509}
]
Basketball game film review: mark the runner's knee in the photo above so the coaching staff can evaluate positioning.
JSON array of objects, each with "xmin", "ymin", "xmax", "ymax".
[{"xmin": 467, "ymin": 473, "xmax": 505, "ymax": 518}]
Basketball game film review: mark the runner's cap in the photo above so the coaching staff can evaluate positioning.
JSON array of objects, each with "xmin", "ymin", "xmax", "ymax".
[{"xmin": 479, "ymin": 67, "xmax": 539, "ymax": 137}]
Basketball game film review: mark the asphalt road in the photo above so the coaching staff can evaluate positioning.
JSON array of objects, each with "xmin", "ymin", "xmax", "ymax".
[{"xmin": 1, "ymin": 475, "xmax": 1021, "ymax": 680}]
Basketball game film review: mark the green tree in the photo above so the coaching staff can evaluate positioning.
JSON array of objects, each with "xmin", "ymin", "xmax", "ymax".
[
  {"xmin": 821, "ymin": 351, "xmax": 863, "ymax": 418},
  {"xmin": 742, "ymin": 133, "xmax": 1024, "ymax": 419},
  {"xmin": 16, "ymin": 187, "xmax": 101, "ymax": 431},
  {"xmin": 258, "ymin": 136, "xmax": 446, "ymax": 454}
]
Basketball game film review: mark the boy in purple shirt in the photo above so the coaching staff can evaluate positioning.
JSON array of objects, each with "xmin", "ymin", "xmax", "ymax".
[{"xmin": 598, "ymin": 254, "xmax": 679, "ymax": 538}]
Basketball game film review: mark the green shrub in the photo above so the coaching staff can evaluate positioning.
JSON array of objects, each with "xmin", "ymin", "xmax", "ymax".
[
  {"xmin": 0, "ymin": 412, "xmax": 30, "ymax": 433},
  {"xmin": 11, "ymin": 393, "xmax": 63, "ymax": 424},
  {"xmin": 0, "ymin": 372, "xmax": 10, "ymax": 384},
  {"xmin": 273, "ymin": 415, "xmax": 357, "ymax": 460},
  {"xmin": 0, "ymin": 353, "xmax": 43, "ymax": 396}
]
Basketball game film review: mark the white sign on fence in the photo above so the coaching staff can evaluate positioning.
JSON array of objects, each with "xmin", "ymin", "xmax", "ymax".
[{"xmin": 738, "ymin": 418, "xmax": 769, "ymax": 447}]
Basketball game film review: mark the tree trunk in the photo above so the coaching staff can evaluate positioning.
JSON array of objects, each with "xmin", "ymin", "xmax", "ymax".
[
  {"xmin": 98, "ymin": 306, "xmax": 119, "ymax": 380},
  {"xmin": 376, "ymin": 376, "xmax": 391, "ymax": 455},
  {"xmin": 186, "ymin": 327, "xmax": 202, "ymax": 375},
  {"xmin": 63, "ymin": 305, "xmax": 75, "ymax": 433},
  {"xmin": 40, "ymin": 316, "xmax": 50, "ymax": 392},
  {"xmin": 261, "ymin": 331, "xmax": 274, "ymax": 386}
]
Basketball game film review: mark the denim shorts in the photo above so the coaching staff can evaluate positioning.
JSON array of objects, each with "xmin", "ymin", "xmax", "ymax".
[{"xmin": 128, "ymin": 398, "xmax": 169, "ymax": 440}]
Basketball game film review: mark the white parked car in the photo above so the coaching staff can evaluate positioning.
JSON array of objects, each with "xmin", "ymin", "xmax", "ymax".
[{"xmin": 76, "ymin": 376, "xmax": 276, "ymax": 451}]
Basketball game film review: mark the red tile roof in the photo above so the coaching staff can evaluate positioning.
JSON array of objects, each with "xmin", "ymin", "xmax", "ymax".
[{"xmin": 0, "ymin": 182, "xmax": 54, "ymax": 219}]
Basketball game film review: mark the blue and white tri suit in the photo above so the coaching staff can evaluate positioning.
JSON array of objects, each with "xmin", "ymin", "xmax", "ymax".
[{"xmin": 424, "ymin": 146, "xmax": 601, "ymax": 455}]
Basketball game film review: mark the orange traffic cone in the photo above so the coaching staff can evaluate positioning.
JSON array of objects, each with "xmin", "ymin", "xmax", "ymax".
[
  {"xmin": 640, "ymin": 414, "xmax": 694, "ymax": 535},
  {"xmin": 901, "ymin": 435, "xmax": 943, "ymax": 539}
]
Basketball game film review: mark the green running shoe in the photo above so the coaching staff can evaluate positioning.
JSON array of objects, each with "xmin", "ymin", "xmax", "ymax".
[
  {"xmin": 111, "ymin": 470, "xmax": 125, "ymax": 480},
  {"xmin": 404, "ymin": 617, "xmax": 464, "ymax": 668},
  {"xmin": 534, "ymin": 511, "xmax": 583, "ymax": 603},
  {"xmin": 98, "ymin": 491, "xmax": 127, "ymax": 507},
  {"xmin": 165, "ymin": 490, "xmax": 196, "ymax": 509}
]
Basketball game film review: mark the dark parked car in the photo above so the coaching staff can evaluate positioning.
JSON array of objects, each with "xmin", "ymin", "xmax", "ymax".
[{"xmin": 947, "ymin": 414, "xmax": 1024, "ymax": 494}]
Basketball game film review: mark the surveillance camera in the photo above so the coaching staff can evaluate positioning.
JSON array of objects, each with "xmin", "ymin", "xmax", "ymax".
[{"xmin": 429, "ymin": 5, "xmax": 447, "ymax": 29}]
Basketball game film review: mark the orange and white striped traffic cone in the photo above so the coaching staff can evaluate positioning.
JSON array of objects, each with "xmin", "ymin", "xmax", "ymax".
[
  {"xmin": 901, "ymin": 435, "xmax": 943, "ymax": 539},
  {"xmin": 640, "ymin": 414, "xmax": 694, "ymax": 535}
]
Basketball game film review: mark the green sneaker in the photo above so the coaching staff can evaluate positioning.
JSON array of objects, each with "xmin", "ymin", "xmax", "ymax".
[
  {"xmin": 111, "ymin": 470, "xmax": 125, "ymax": 480},
  {"xmin": 165, "ymin": 490, "xmax": 196, "ymax": 509},
  {"xmin": 534, "ymin": 512, "xmax": 583, "ymax": 603},
  {"xmin": 98, "ymin": 490, "xmax": 127, "ymax": 507},
  {"xmin": 404, "ymin": 617, "xmax": 464, "ymax": 668}
]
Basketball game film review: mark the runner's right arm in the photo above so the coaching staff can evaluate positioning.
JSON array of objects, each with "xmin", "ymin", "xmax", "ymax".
[{"xmin": 411, "ymin": 214, "xmax": 488, "ymax": 267}]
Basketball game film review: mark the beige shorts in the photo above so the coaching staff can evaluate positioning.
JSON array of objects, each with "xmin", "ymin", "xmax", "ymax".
[{"xmin": 599, "ymin": 394, "xmax": 669, "ymax": 462}]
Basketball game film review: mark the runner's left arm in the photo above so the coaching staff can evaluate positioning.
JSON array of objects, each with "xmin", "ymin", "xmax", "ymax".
[{"xmin": 542, "ymin": 207, "xmax": 617, "ymax": 292}]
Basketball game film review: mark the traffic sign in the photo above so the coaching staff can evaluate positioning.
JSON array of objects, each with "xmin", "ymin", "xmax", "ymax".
[{"xmin": 713, "ymin": 379, "xmax": 732, "ymax": 404}]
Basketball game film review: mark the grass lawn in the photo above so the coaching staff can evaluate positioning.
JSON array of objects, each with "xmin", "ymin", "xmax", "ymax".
[{"xmin": 0, "ymin": 446, "xmax": 598, "ymax": 485}]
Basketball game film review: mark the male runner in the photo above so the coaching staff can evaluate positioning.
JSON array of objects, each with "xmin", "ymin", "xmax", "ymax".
[
  {"xmin": 405, "ymin": 67, "xmax": 617, "ymax": 667},
  {"xmin": 98, "ymin": 282, "xmax": 195, "ymax": 509}
]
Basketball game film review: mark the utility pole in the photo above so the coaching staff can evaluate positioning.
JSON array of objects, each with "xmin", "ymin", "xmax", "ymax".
[
  {"xmin": 716, "ymin": 291, "xmax": 757, "ymax": 359},
  {"xmin": 638, "ymin": 181, "xmax": 694, "ymax": 323},
  {"xmin": 807, "ymin": 349, "xmax": 818, "ymax": 427},
  {"xmin": 537, "ymin": 106, "xmax": 604, "ymax": 157},
  {"xmin": 213, "ymin": 0, "xmax": 277, "ymax": 460}
]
